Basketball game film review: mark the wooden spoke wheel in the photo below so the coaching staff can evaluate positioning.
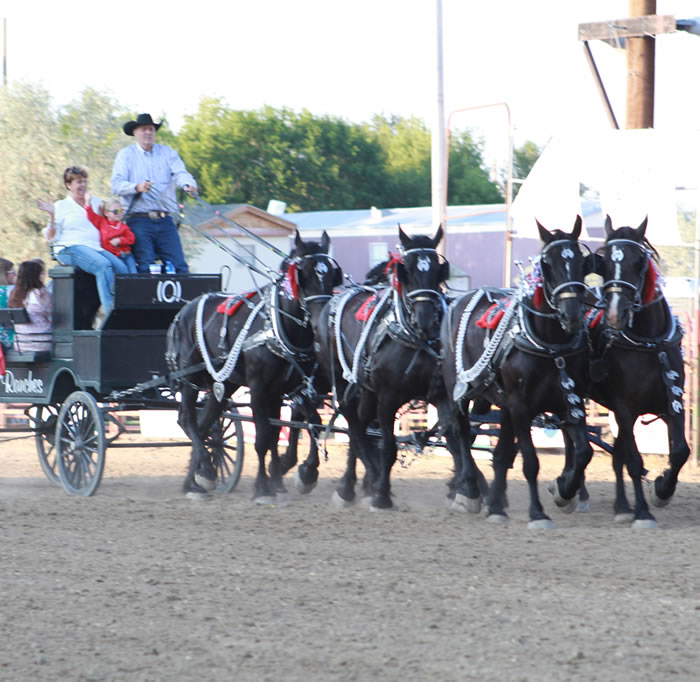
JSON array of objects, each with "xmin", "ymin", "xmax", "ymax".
[
  {"xmin": 206, "ymin": 408, "xmax": 245, "ymax": 493},
  {"xmin": 30, "ymin": 404, "xmax": 61, "ymax": 486},
  {"xmin": 56, "ymin": 391, "xmax": 106, "ymax": 496}
]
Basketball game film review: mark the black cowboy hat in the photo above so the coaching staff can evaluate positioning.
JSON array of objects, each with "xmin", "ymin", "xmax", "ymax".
[{"xmin": 123, "ymin": 113, "xmax": 163, "ymax": 136}]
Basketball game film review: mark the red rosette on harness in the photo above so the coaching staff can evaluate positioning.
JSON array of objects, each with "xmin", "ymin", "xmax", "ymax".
[
  {"xmin": 284, "ymin": 262, "xmax": 299, "ymax": 300},
  {"xmin": 385, "ymin": 252, "xmax": 403, "ymax": 296},
  {"xmin": 643, "ymin": 257, "xmax": 658, "ymax": 304}
]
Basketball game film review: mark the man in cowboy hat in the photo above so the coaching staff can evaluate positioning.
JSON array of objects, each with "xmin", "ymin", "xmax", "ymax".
[{"xmin": 111, "ymin": 113, "xmax": 197, "ymax": 273}]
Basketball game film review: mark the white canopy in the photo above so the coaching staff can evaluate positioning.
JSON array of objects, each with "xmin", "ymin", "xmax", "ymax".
[{"xmin": 512, "ymin": 128, "xmax": 700, "ymax": 246}]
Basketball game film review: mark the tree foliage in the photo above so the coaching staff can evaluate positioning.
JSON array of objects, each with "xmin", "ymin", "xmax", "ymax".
[{"xmin": 1, "ymin": 86, "xmax": 505, "ymax": 266}]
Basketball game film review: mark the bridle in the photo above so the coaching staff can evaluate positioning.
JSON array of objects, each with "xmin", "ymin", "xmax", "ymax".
[
  {"xmin": 599, "ymin": 238, "xmax": 650, "ymax": 312},
  {"xmin": 396, "ymin": 246, "xmax": 448, "ymax": 330},
  {"xmin": 530, "ymin": 239, "xmax": 589, "ymax": 318}
]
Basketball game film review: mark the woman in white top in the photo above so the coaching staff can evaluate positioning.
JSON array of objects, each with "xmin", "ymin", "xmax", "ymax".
[
  {"xmin": 37, "ymin": 166, "xmax": 129, "ymax": 323},
  {"xmin": 8, "ymin": 259, "xmax": 52, "ymax": 352}
]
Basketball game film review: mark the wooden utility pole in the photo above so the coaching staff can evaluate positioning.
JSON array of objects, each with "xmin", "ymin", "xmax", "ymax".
[{"xmin": 626, "ymin": 0, "xmax": 656, "ymax": 128}]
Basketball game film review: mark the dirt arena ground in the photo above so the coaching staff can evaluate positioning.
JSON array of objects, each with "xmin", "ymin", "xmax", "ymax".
[{"xmin": 2, "ymin": 432, "xmax": 700, "ymax": 681}]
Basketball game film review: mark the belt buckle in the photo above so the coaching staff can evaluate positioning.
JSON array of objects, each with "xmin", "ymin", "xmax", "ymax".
[{"xmin": 148, "ymin": 210, "xmax": 165, "ymax": 220}]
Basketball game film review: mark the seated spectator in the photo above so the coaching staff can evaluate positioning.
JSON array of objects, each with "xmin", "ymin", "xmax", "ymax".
[
  {"xmin": 8, "ymin": 260, "xmax": 52, "ymax": 352},
  {"xmin": 85, "ymin": 195, "xmax": 138, "ymax": 274},
  {"xmin": 0, "ymin": 257, "xmax": 17, "ymax": 349},
  {"xmin": 37, "ymin": 165, "xmax": 128, "ymax": 326}
]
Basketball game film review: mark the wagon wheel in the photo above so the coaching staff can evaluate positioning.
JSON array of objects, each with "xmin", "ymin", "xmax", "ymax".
[
  {"xmin": 29, "ymin": 404, "xmax": 61, "ymax": 485},
  {"xmin": 206, "ymin": 407, "xmax": 245, "ymax": 493},
  {"xmin": 55, "ymin": 391, "xmax": 106, "ymax": 496}
]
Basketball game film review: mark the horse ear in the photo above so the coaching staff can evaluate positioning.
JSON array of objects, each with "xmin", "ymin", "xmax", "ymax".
[
  {"xmin": 536, "ymin": 219, "xmax": 551, "ymax": 243},
  {"xmin": 636, "ymin": 216, "xmax": 648, "ymax": 240},
  {"xmin": 571, "ymin": 215, "xmax": 582, "ymax": 240},
  {"xmin": 604, "ymin": 215, "xmax": 614, "ymax": 238},
  {"xmin": 398, "ymin": 224, "xmax": 410, "ymax": 250},
  {"xmin": 432, "ymin": 224, "xmax": 444, "ymax": 248},
  {"xmin": 320, "ymin": 230, "xmax": 330, "ymax": 254},
  {"xmin": 294, "ymin": 230, "xmax": 304, "ymax": 253}
]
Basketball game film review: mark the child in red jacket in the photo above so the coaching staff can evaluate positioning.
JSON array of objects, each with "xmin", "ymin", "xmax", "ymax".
[{"xmin": 85, "ymin": 198, "xmax": 138, "ymax": 273}]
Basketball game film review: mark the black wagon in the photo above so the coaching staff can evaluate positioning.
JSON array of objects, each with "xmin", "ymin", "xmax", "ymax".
[{"xmin": 0, "ymin": 266, "xmax": 245, "ymax": 496}]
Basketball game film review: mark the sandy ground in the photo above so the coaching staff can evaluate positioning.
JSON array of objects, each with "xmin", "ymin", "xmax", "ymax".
[{"xmin": 2, "ymin": 431, "xmax": 700, "ymax": 681}]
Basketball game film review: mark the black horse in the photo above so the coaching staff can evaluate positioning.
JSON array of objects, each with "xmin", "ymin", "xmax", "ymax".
[
  {"xmin": 585, "ymin": 216, "xmax": 689, "ymax": 527},
  {"xmin": 441, "ymin": 217, "xmax": 594, "ymax": 528},
  {"xmin": 313, "ymin": 225, "xmax": 453, "ymax": 510},
  {"xmin": 166, "ymin": 230, "xmax": 342, "ymax": 500}
]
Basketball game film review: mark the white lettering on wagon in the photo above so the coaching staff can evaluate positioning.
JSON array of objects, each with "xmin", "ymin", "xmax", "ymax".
[
  {"xmin": 3, "ymin": 370, "xmax": 44, "ymax": 394},
  {"xmin": 156, "ymin": 280, "xmax": 182, "ymax": 304}
]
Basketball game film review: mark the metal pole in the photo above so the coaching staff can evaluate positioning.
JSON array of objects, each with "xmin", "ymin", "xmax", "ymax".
[
  {"xmin": 445, "ymin": 102, "xmax": 513, "ymax": 286},
  {"xmin": 432, "ymin": 0, "xmax": 447, "ymax": 256},
  {"xmin": 692, "ymin": 190, "xmax": 700, "ymax": 465},
  {"xmin": 582, "ymin": 41, "xmax": 620, "ymax": 129}
]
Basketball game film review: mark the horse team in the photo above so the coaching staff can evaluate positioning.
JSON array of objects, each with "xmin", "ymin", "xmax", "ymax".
[{"xmin": 166, "ymin": 216, "xmax": 689, "ymax": 528}]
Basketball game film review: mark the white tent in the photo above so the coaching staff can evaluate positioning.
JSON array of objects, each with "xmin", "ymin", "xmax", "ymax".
[{"xmin": 512, "ymin": 128, "xmax": 700, "ymax": 246}]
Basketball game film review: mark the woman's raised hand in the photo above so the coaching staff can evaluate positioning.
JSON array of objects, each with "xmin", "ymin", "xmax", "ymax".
[{"xmin": 36, "ymin": 199, "xmax": 54, "ymax": 217}]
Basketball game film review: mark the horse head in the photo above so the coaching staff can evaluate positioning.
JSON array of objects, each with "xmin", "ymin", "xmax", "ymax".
[
  {"xmin": 598, "ymin": 215, "xmax": 656, "ymax": 331},
  {"xmin": 284, "ymin": 230, "xmax": 343, "ymax": 309},
  {"xmin": 535, "ymin": 215, "xmax": 592, "ymax": 335},
  {"xmin": 394, "ymin": 224, "xmax": 449, "ymax": 340}
]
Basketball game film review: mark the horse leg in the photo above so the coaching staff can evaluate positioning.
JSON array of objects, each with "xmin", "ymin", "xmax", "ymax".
[
  {"xmin": 178, "ymin": 384, "xmax": 214, "ymax": 498},
  {"xmin": 648, "ymin": 414, "xmax": 690, "ymax": 507},
  {"xmin": 293, "ymin": 402, "xmax": 323, "ymax": 494},
  {"xmin": 486, "ymin": 408, "xmax": 518, "ymax": 523},
  {"xmin": 249, "ymin": 392, "xmax": 280, "ymax": 503},
  {"xmin": 610, "ymin": 432, "xmax": 634, "ymax": 522},
  {"xmin": 613, "ymin": 413, "xmax": 657, "ymax": 526},
  {"xmin": 449, "ymin": 406, "xmax": 487, "ymax": 514},
  {"xmin": 369, "ymin": 398, "xmax": 398, "ymax": 510},
  {"xmin": 561, "ymin": 431, "xmax": 590, "ymax": 512},
  {"xmin": 192, "ymin": 393, "xmax": 224, "ymax": 490},
  {"xmin": 549, "ymin": 423, "xmax": 592, "ymax": 515}
]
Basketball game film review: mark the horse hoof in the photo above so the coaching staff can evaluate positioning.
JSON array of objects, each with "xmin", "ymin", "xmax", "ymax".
[
  {"xmin": 575, "ymin": 499, "xmax": 590, "ymax": 513},
  {"xmin": 331, "ymin": 490, "xmax": 355, "ymax": 509},
  {"xmin": 254, "ymin": 495, "xmax": 276, "ymax": 506},
  {"xmin": 486, "ymin": 513, "xmax": 509, "ymax": 525},
  {"xmin": 632, "ymin": 518, "xmax": 660, "ymax": 529},
  {"xmin": 194, "ymin": 473, "xmax": 217, "ymax": 491},
  {"xmin": 647, "ymin": 479, "xmax": 671, "ymax": 508},
  {"xmin": 294, "ymin": 470, "xmax": 317, "ymax": 494},
  {"xmin": 369, "ymin": 503, "xmax": 395, "ymax": 512},
  {"xmin": 528, "ymin": 518, "xmax": 556, "ymax": 529},
  {"xmin": 453, "ymin": 493, "xmax": 482, "ymax": 514},
  {"xmin": 547, "ymin": 481, "xmax": 575, "ymax": 514},
  {"xmin": 613, "ymin": 512, "xmax": 635, "ymax": 524},
  {"xmin": 185, "ymin": 490, "xmax": 209, "ymax": 501}
]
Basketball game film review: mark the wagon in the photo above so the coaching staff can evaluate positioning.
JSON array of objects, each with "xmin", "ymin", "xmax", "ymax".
[{"xmin": 0, "ymin": 265, "xmax": 247, "ymax": 496}]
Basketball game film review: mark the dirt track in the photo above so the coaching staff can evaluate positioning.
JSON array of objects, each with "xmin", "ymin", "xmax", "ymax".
[{"xmin": 2, "ymin": 434, "xmax": 700, "ymax": 681}]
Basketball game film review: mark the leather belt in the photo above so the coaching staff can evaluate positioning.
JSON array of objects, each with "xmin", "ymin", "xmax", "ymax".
[{"xmin": 127, "ymin": 211, "xmax": 169, "ymax": 220}]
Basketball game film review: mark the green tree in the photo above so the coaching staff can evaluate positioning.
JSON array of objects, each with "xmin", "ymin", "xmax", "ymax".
[
  {"xmin": 369, "ymin": 115, "xmax": 431, "ymax": 206},
  {"xmin": 447, "ymin": 130, "xmax": 503, "ymax": 205},
  {"xmin": 178, "ymin": 100, "xmax": 388, "ymax": 211},
  {"xmin": 0, "ymin": 83, "xmax": 63, "ymax": 262}
]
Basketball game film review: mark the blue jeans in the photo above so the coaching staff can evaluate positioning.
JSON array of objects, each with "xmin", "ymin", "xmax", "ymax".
[
  {"xmin": 119, "ymin": 252, "xmax": 138, "ymax": 274},
  {"xmin": 126, "ymin": 216, "xmax": 189, "ymax": 274},
  {"xmin": 56, "ymin": 245, "xmax": 129, "ymax": 316}
]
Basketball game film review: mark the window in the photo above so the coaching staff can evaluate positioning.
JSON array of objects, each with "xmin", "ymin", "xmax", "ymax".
[{"xmin": 369, "ymin": 242, "xmax": 388, "ymax": 268}]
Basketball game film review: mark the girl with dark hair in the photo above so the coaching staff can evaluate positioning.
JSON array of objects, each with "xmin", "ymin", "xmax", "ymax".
[
  {"xmin": 8, "ymin": 260, "xmax": 52, "ymax": 352},
  {"xmin": 0, "ymin": 257, "xmax": 16, "ymax": 349}
]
